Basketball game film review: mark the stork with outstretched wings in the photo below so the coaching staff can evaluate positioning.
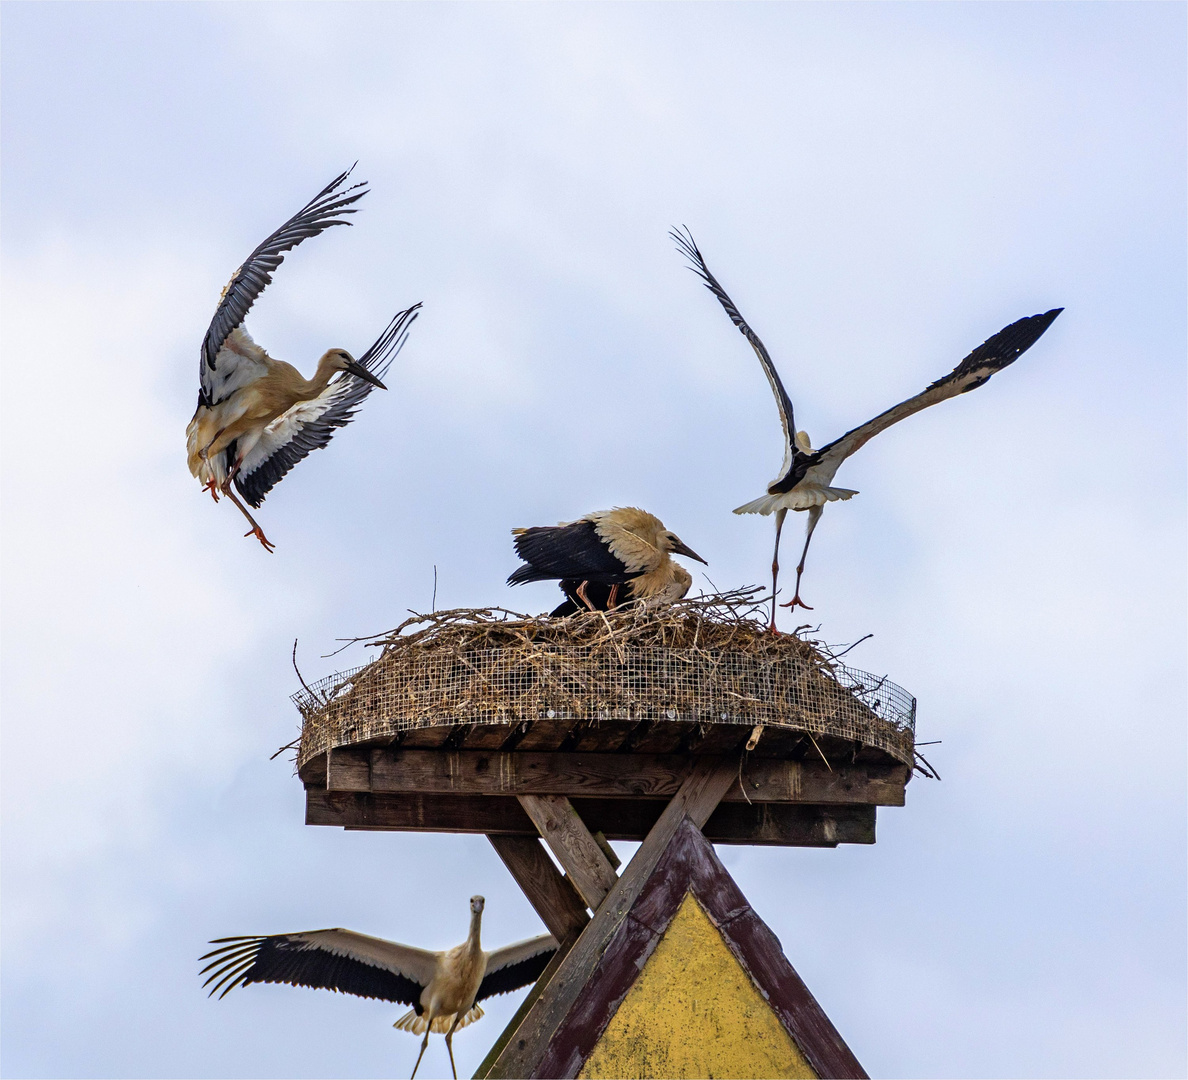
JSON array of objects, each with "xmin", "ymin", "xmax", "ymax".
[
  {"xmin": 673, "ymin": 227, "xmax": 1061, "ymax": 629},
  {"xmin": 187, "ymin": 167, "xmax": 419, "ymax": 550},
  {"xmin": 201, "ymin": 896, "xmax": 555, "ymax": 1080}
]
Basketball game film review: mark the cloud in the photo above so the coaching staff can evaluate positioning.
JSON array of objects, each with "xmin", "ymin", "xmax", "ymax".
[{"xmin": 2, "ymin": 4, "xmax": 1184, "ymax": 1077}]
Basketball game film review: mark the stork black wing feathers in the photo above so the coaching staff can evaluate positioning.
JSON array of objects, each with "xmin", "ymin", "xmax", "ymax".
[
  {"xmin": 811, "ymin": 308, "xmax": 1063, "ymax": 469},
  {"xmin": 476, "ymin": 948, "xmax": 556, "ymax": 1002},
  {"xmin": 928, "ymin": 308, "xmax": 1064, "ymax": 393},
  {"xmin": 233, "ymin": 304, "xmax": 420, "ymax": 508},
  {"xmin": 508, "ymin": 521, "xmax": 634, "ymax": 586},
  {"xmin": 672, "ymin": 227, "xmax": 810, "ymax": 489},
  {"xmin": 201, "ymin": 167, "xmax": 368, "ymax": 384},
  {"xmin": 669, "ymin": 228, "xmax": 796, "ymax": 435},
  {"xmin": 199, "ymin": 935, "xmax": 424, "ymax": 1006}
]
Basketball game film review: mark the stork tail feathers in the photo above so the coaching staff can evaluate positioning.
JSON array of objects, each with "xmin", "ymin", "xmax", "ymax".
[
  {"xmin": 734, "ymin": 487, "xmax": 858, "ymax": 515},
  {"xmin": 394, "ymin": 1005, "xmax": 483, "ymax": 1034}
]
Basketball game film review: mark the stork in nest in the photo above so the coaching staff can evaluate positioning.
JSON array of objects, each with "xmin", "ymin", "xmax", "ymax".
[
  {"xmin": 507, "ymin": 506, "xmax": 706, "ymax": 616},
  {"xmin": 187, "ymin": 166, "xmax": 420, "ymax": 551},
  {"xmin": 673, "ymin": 227, "xmax": 1061, "ymax": 630},
  {"xmin": 200, "ymin": 895, "xmax": 555, "ymax": 1079}
]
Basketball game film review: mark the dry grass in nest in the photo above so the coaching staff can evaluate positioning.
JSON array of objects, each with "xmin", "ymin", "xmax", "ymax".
[{"xmin": 292, "ymin": 588, "xmax": 917, "ymax": 770}]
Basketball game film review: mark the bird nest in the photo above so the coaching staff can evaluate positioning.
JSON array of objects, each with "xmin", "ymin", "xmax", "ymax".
[{"xmin": 293, "ymin": 590, "xmax": 917, "ymax": 770}]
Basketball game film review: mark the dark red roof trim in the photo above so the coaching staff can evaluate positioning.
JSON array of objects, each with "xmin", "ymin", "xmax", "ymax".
[{"xmin": 535, "ymin": 816, "xmax": 867, "ymax": 1079}]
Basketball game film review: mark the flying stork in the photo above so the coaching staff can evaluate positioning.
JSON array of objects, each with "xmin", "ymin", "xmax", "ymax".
[
  {"xmin": 672, "ymin": 227, "xmax": 1061, "ymax": 629},
  {"xmin": 187, "ymin": 167, "xmax": 420, "ymax": 551},
  {"xmin": 200, "ymin": 895, "xmax": 555, "ymax": 1080},
  {"xmin": 507, "ymin": 507, "xmax": 706, "ymax": 615}
]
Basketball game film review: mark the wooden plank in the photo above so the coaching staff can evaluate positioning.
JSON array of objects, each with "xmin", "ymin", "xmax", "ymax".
[
  {"xmin": 474, "ymin": 935, "xmax": 576, "ymax": 1080},
  {"xmin": 365, "ymin": 749, "xmax": 685, "ymax": 799},
  {"xmin": 624, "ymin": 719, "xmax": 699, "ymax": 753},
  {"xmin": 334, "ymin": 749, "xmax": 906, "ymax": 806},
  {"xmin": 705, "ymin": 802, "xmax": 875, "ymax": 846},
  {"xmin": 486, "ymin": 757, "xmax": 738, "ymax": 1078},
  {"xmin": 307, "ymin": 790, "xmax": 534, "ymax": 832},
  {"xmin": 460, "ymin": 722, "xmax": 522, "ymax": 750},
  {"xmin": 398, "ymin": 723, "xmax": 455, "ymax": 749},
  {"xmin": 515, "ymin": 715, "xmax": 582, "ymax": 752},
  {"xmin": 324, "ymin": 747, "xmax": 369, "ymax": 792},
  {"xmin": 517, "ymin": 795, "xmax": 619, "ymax": 910},
  {"xmin": 487, "ymin": 835, "xmax": 591, "ymax": 943},
  {"xmin": 569, "ymin": 719, "xmax": 641, "ymax": 753},
  {"xmin": 687, "ymin": 723, "xmax": 750, "ymax": 755},
  {"xmin": 307, "ymin": 790, "xmax": 878, "ymax": 845}
]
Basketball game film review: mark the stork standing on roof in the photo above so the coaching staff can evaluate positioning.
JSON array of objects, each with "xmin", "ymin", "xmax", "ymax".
[
  {"xmin": 200, "ymin": 895, "xmax": 555, "ymax": 1080},
  {"xmin": 187, "ymin": 167, "xmax": 420, "ymax": 551},
  {"xmin": 508, "ymin": 507, "xmax": 706, "ymax": 616},
  {"xmin": 672, "ymin": 228, "xmax": 1061, "ymax": 630}
]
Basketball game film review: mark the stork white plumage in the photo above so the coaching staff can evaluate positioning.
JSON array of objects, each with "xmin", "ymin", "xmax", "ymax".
[
  {"xmin": 187, "ymin": 167, "xmax": 420, "ymax": 551},
  {"xmin": 200, "ymin": 895, "xmax": 556, "ymax": 1080},
  {"xmin": 673, "ymin": 227, "xmax": 1062, "ymax": 630}
]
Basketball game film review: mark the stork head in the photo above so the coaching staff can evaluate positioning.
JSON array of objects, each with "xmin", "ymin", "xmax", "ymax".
[
  {"xmin": 470, "ymin": 895, "xmax": 486, "ymax": 916},
  {"xmin": 323, "ymin": 348, "xmax": 387, "ymax": 390},
  {"xmin": 794, "ymin": 430, "xmax": 813, "ymax": 454},
  {"xmin": 662, "ymin": 531, "xmax": 707, "ymax": 565}
]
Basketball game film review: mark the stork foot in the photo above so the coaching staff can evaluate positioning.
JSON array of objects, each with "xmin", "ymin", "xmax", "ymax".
[
  {"xmin": 780, "ymin": 595, "xmax": 813, "ymax": 611},
  {"xmin": 244, "ymin": 525, "xmax": 275, "ymax": 553},
  {"xmin": 203, "ymin": 478, "xmax": 220, "ymax": 502}
]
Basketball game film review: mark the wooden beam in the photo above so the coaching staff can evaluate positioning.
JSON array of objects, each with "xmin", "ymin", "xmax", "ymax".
[
  {"xmin": 516, "ymin": 795, "xmax": 619, "ymax": 910},
  {"xmin": 485, "ymin": 757, "xmax": 738, "ymax": 1078},
  {"xmin": 305, "ymin": 790, "xmax": 877, "ymax": 846},
  {"xmin": 474, "ymin": 934, "xmax": 576, "ymax": 1079},
  {"xmin": 320, "ymin": 748, "xmax": 907, "ymax": 806},
  {"xmin": 487, "ymin": 835, "xmax": 591, "ymax": 944}
]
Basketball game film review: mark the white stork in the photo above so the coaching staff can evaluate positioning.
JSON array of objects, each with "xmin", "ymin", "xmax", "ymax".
[
  {"xmin": 187, "ymin": 167, "xmax": 420, "ymax": 551},
  {"xmin": 507, "ymin": 507, "xmax": 706, "ymax": 615},
  {"xmin": 672, "ymin": 227, "xmax": 1061, "ymax": 629},
  {"xmin": 200, "ymin": 895, "xmax": 555, "ymax": 1080}
]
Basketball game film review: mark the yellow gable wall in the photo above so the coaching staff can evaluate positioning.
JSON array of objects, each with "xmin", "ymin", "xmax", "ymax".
[{"xmin": 578, "ymin": 892, "xmax": 818, "ymax": 1080}]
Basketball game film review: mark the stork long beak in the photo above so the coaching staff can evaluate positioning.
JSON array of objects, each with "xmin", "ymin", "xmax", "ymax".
[
  {"xmin": 669, "ymin": 539, "xmax": 707, "ymax": 564},
  {"xmin": 345, "ymin": 360, "xmax": 387, "ymax": 389}
]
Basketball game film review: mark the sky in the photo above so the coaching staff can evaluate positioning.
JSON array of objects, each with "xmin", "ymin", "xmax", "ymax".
[{"xmin": 1, "ymin": 3, "xmax": 1184, "ymax": 1078}]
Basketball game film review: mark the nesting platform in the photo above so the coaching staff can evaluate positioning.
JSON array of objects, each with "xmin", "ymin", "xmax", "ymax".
[
  {"xmin": 291, "ymin": 598, "xmax": 913, "ymax": 1078},
  {"xmin": 294, "ymin": 598, "xmax": 916, "ymax": 848}
]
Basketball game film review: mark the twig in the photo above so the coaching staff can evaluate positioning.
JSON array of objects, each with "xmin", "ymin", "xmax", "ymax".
[
  {"xmin": 913, "ymin": 749, "xmax": 942, "ymax": 780},
  {"xmin": 270, "ymin": 737, "xmax": 300, "ymax": 761},
  {"xmin": 824, "ymin": 633, "xmax": 874, "ymax": 662},
  {"xmin": 292, "ymin": 639, "xmax": 325, "ymax": 707},
  {"xmin": 806, "ymin": 730, "xmax": 833, "ymax": 772}
]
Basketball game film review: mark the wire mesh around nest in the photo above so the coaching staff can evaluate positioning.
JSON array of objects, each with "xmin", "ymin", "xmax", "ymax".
[{"xmin": 294, "ymin": 591, "xmax": 917, "ymax": 769}]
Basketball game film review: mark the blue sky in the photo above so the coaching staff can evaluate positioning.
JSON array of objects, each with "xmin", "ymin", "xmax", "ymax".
[{"xmin": 2, "ymin": 3, "xmax": 1184, "ymax": 1077}]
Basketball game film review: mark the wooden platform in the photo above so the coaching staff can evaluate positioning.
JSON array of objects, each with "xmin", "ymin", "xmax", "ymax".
[{"xmin": 300, "ymin": 720, "xmax": 910, "ymax": 848}]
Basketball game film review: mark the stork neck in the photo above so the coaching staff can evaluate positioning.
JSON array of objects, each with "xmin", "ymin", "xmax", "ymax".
[
  {"xmin": 467, "ymin": 910, "xmax": 483, "ymax": 954},
  {"xmin": 306, "ymin": 355, "xmax": 341, "ymax": 398}
]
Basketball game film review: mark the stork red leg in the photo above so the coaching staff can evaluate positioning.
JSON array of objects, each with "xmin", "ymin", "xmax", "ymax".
[
  {"xmin": 576, "ymin": 581, "xmax": 596, "ymax": 612},
  {"xmin": 781, "ymin": 504, "xmax": 822, "ymax": 613},
  {"xmin": 607, "ymin": 583, "xmax": 621, "ymax": 609},
  {"xmin": 220, "ymin": 483, "xmax": 275, "ymax": 553},
  {"xmin": 769, "ymin": 507, "xmax": 788, "ymax": 632}
]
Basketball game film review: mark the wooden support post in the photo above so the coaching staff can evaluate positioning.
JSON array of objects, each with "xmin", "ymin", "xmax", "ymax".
[
  {"xmin": 487, "ymin": 834, "xmax": 590, "ymax": 944},
  {"xmin": 516, "ymin": 794, "xmax": 619, "ymax": 911},
  {"xmin": 485, "ymin": 757, "xmax": 738, "ymax": 1078}
]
